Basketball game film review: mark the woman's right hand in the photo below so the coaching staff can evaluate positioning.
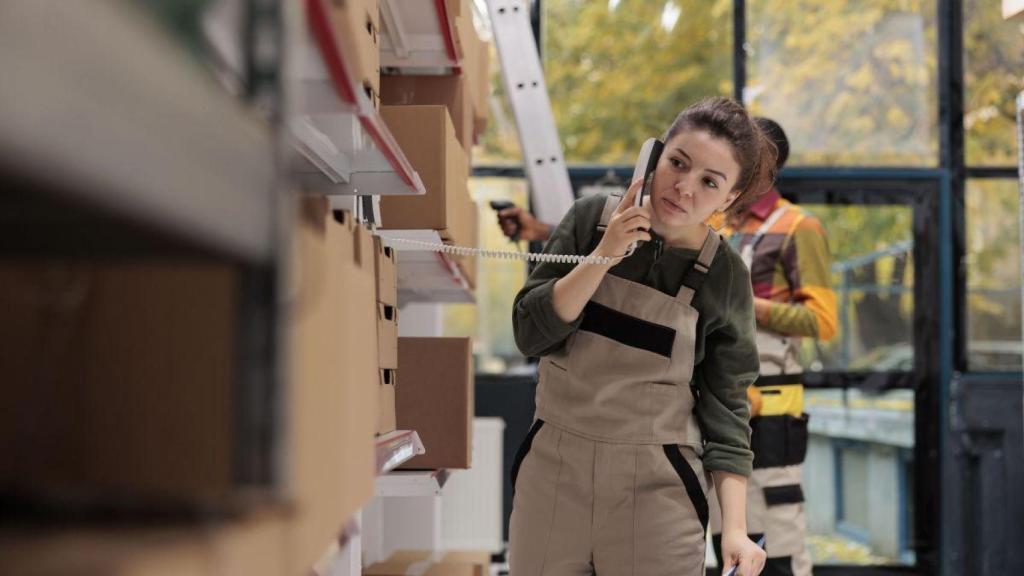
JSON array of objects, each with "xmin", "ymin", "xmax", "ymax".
[{"xmin": 593, "ymin": 177, "xmax": 652, "ymax": 260}]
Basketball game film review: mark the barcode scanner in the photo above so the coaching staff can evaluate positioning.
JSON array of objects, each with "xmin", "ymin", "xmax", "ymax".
[{"xmin": 490, "ymin": 200, "xmax": 521, "ymax": 242}]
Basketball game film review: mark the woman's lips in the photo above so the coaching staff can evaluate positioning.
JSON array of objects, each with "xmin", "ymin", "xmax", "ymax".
[{"xmin": 661, "ymin": 197, "xmax": 686, "ymax": 214}]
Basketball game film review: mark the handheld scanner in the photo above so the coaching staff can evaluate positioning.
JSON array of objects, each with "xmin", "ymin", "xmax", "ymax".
[{"xmin": 489, "ymin": 200, "xmax": 521, "ymax": 241}]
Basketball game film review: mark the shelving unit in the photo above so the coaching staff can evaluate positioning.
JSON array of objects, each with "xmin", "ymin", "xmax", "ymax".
[
  {"xmin": 376, "ymin": 430, "xmax": 427, "ymax": 474},
  {"xmin": 376, "ymin": 469, "xmax": 452, "ymax": 498},
  {"xmin": 379, "ymin": 0, "xmax": 462, "ymax": 71},
  {"xmin": 312, "ymin": 431, "xmax": 433, "ymax": 576},
  {"xmin": 292, "ymin": 0, "xmax": 427, "ymax": 197},
  {"xmin": 377, "ymin": 230, "xmax": 476, "ymax": 304},
  {"xmin": 0, "ymin": 0, "xmax": 275, "ymax": 261},
  {"xmin": 2, "ymin": 0, "xmax": 489, "ymax": 573}
]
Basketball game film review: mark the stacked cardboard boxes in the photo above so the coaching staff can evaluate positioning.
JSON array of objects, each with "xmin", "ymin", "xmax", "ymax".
[
  {"xmin": 454, "ymin": 4, "xmax": 490, "ymax": 141},
  {"xmin": 374, "ymin": 236, "xmax": 399, "ymax": 435},
  {"xmin": 0, "ymin": 511, "xmax": 295, "ymax": 576},
  {"xmin": 378, "ymin": 105, "xmax": 473, "ymax": 247},
  {"xmin": 331, "ymin": 0, "xmax": 382, "ymax": 107},
  {"xmin": 0, "ymin": 260, "xmax": 243, "ymax": 504},
  {"xmin": 381, "ymin": 75, "xmax": 475, "ymax": 156},
  {"xmin": 376, "ymin": 0, "xmax": 489, "ymax": 289},
  {"xmin": 0, "ymin": 197, "xmax": 380, "ymax": 574},
  {"xmin": 288, "ymin": 197, "xmax": 379, "ymax": 569}
]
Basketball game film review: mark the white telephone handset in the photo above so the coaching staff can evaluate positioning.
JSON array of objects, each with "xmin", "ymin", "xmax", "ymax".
[{"xmin": 623, "ymin": 138, "xmax": 665, "ymax": 256}]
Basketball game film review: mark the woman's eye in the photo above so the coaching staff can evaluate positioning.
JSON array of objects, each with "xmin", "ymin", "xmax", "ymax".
[
  {"xmin": 704, "ymin": 178, "xmax": 719, "ymax": 189},
  {"xmin": 670, "ymin": 158, "xmax": 683, "ymax": 169}
]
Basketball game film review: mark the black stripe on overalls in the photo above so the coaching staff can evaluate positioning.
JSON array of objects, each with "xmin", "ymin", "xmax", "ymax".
[
  {"xmin": 510, "ymin": 419, "xmax": 545, "ymax": 498},
  {"xmin": 755, "ymin": 374, "xmax": 805, "ymax": 387},
  {"xmin": 663, "ymin": 256, "xmax": 711, "ymax": 533},
  {"xmin": 579, "ymin": 301, "xmax": 676, "ymax": 358},
  {"xmin": 663, "ymin": 445, "xmax": 710, "ymax": 533}
]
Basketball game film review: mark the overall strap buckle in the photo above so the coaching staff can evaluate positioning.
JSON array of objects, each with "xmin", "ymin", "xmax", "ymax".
[{"xmin": 681, "ymin": 229, "xmax": 721, "ymax": 293}]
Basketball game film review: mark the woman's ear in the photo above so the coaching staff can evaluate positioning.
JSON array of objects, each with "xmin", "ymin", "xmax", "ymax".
[{"xmin": 721, "ymin": 189, "xmax": 741, "ymax": 212}]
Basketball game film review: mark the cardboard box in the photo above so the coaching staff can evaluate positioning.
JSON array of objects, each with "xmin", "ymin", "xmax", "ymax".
[
  {"xmin": 331, "ymin": 0, "xmax": 381, "ymax": 95},
  {"xmin": 454, "ymin": 195, "xmax": 478, "ymax": 290},
  {"xmin": 379, "ymin": 106, "xmax": 472, "ymax": 247},
  {"xmin": 396, "ymin": 338, "xmax": 473, "ymax": 470},
  {"xmin": 289, "ymin": 198, "xmax": 378, "ymax": 568},
  {"xmin": 377, "ymin": 368, "xmax": 397, "ymax": 435},
  {"xmin": 373, "ymin": 235, "xmax": 397, "ymax": 306},
  {"xmin": 444, "ymin": 0, "xmax": 465, "ymax": 19},
  {"xmin": 377, "ymin": 302, "xmax": 398, "ymax": 369},
  {"xmin": 365, "ymin": 81, "xmax": 381, "ymax": 111},
  {"xmin": 0, "ymin": 260, "xmax": 242, "ymax": 504},
  {"xmin": 0, "ymin": 512, "xmax": 294, "ymax": 576},
  {"xmin": 365, "ymin": 562, "xmax": 476, "ymax": 576},
  {"xmin": 455, "ymin": 13, "xmax": 489, "ymax": 139},
  {"xmin": 473, "ymin": 38, "xmax": 490, "ymax": 136},
  {"xmin": 381, "ymin": 75, "xmax": 474, "ymax": 153},
  {"xmin": 364, "ymin": 549, "xmax": 489, "ymax": 576}
]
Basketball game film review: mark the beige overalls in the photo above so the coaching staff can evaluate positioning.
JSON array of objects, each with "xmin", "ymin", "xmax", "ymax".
[
  {"xmin": 508, "ymin": 196, "xmax": 722, "ymax": 576},
  {"xmin": 709, "ymin": 205, "xmax": 813, "ymax": 576}
]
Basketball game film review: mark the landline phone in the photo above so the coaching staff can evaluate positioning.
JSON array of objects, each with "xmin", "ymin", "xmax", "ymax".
[
  {"xmin": 385, "ymin": 138, "xmax": 664, "ymax": 265},
  {"xmin": 623, "ymin": 137, "xmax": 664, "ymax": 256}
]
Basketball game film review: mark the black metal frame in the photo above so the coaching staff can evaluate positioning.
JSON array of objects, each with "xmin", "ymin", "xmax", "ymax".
[
  {"xmin": 776, "ymin": 174, "xmax": 942, "ymax": 575},
  {"xmin": 474, "ymin": 1, "xmax": 1024, "ymax": 573}
]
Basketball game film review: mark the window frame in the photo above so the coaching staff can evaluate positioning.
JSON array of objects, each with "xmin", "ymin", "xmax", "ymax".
[{"xmin": 470, "ymin": 2, "xmax": 1023, "ymax": 574}]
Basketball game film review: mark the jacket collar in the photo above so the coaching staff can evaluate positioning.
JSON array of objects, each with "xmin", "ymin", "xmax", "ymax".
[{"xmin": 748, "ymin": 187, "xmax": 782, "ymax": 221}]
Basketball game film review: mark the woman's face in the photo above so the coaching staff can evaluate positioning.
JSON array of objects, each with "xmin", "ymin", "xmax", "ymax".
[{"xmin": 648, "ymin": 129, "xmax": 741, "ymax": 231}]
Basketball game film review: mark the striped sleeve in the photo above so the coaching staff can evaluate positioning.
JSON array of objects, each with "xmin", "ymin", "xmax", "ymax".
[{"xmin": 762, "ymin": 215, "xmax": 838, "ymax": 341}]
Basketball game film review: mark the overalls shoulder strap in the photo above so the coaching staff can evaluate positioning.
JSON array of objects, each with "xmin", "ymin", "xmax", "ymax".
[
  {"xmin": 596, "ymin": 189, "xmax": 626, "ymax": 232},
  {"xmin": 676, "ymin": 228, "xmax": 721, "ymax": 305},
  {"xmin": 739, "ymin": 204, "xmax": 788, "ymax": 269}
]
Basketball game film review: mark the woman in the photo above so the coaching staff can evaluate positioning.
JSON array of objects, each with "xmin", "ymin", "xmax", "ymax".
[{"xmin": 509, "ymin": 97, "xmax": 774, "ymax": 576}]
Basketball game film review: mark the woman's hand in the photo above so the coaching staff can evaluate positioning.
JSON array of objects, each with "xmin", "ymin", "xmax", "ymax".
[
  {"xmin": 593, "ymin": 178, "xmax": 652, "ymax": 259},
  {"xmin": 720, "ymin": 530, "xmax": 766, "ymax": 576}
]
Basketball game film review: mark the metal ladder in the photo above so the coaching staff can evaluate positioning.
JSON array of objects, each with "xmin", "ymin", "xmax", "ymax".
[{"xmin": 484, "ymin": 0, "xmax": 573, "ymax": 225}]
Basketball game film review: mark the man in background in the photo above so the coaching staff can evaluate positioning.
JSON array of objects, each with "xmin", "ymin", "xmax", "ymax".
[{"xmin": 710, "ymin": 117, "xmax": 838, "ymax": 576}]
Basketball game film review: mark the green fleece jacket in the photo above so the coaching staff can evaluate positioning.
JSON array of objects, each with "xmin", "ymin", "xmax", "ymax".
[{"xmin": 512, "ymin": 194, "xmax": 759, "ymax": 477}]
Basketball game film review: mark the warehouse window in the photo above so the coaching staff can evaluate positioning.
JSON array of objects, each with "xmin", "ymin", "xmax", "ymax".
[
  {"xmin": 963, "ymin": 0, "xmax": 1024, "ymax": 166},
  {"xmin": 746, "ymin": 0, "xmax": 938, "ymax": 166},
  {"xmin": 542, "ymin": 0, "xmax": 734, "ymax": 164},
  {"xmin": 965, "ymin": 179, "xmax": 1023, "ymax": 371}
]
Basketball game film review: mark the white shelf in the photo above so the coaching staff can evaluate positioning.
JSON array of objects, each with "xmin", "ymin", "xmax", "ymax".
[
  {"xmin": 0, "ymin": 0, "xmax": 275, "ymax": 262},
  {"xmin": 377, "ymin": 231, "xmax": 476, "ymax": 304},
  {"xmin": 376, "ymin": 229, "xmax": 449, "ymax": 247},
  {"xmin": 312, "ymin": 516, "xmax": 362, "ymax": 576},
  {"xmin": 380, "ymin": 0, "xmax": 462, "ymax": 71},
  {"xmin": 290, "ymin": 0, "xmax": 426, "ymax": 197},
  {"xmin": 376, "ymin": 469, "xmax": 452, "ymax": 498},
  {"xmin": 376, "ymin": 430, "xmax": 426, "ymax": 475}
]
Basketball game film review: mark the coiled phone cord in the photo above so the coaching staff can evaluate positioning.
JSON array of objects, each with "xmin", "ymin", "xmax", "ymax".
[{"xmin": 384, "ymin": 237, "xmax": 618, "ymax": 266}]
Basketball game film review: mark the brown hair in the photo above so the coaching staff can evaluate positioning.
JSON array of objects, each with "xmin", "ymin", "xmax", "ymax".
[{"xmin": 662, "ymin": 97, "xmax": 778, "ymax": 215}]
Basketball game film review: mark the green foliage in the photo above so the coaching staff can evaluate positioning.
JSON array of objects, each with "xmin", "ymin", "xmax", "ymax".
[
  {"xmin": 542, "ymin": 0, "xmax": 733, "ymax": 163},
  {"xmin": 964, "ymin": 0, "xmax": 1024, "ymax": 165},
  {"xmin": 745, "ymin": 0, "xmax": 938, "ymax": 166}
]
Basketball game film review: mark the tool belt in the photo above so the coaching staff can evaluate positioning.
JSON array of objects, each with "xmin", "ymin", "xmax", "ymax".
[{"xmin": 750, "ymin": 378, "xmax": 809, "ymax": 469}]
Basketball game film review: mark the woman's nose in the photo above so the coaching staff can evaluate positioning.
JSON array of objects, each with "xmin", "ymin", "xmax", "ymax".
[{"xmin": 674, "ymin": 178, "xmax": 694, "ymax": 198}]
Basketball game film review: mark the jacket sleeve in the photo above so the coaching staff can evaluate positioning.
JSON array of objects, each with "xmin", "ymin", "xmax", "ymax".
[
  {"xmin": 512, "ymin": 199, "xmax": 592, "ymax": 357},
  {"xmin": 697, "ymin": 256, "xmax": 759, "ymax": 477},
  {"xmin": 760, "ymin": 215, "xmax": 838, "ymax": 341}
]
